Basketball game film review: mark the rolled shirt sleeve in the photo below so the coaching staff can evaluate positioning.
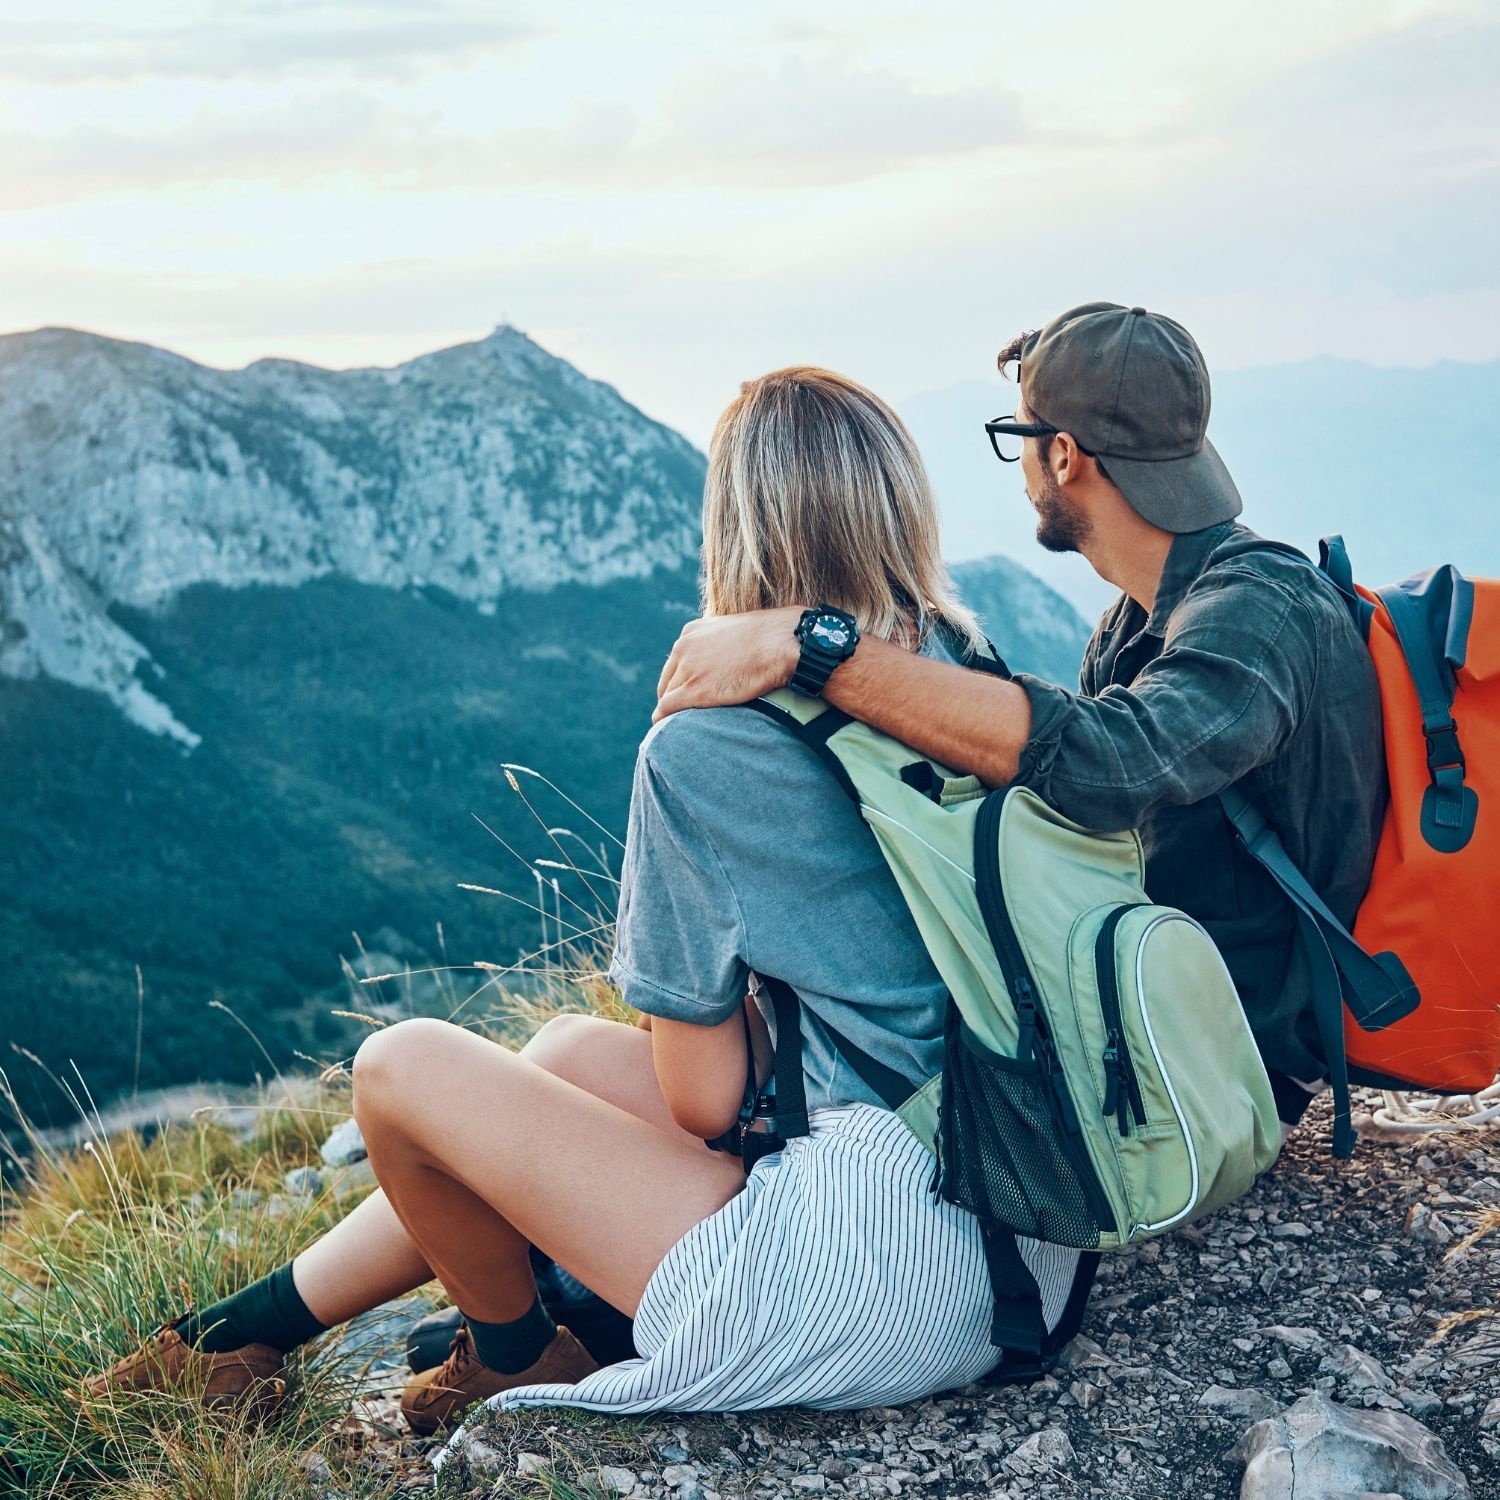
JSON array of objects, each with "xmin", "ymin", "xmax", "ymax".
[
  {"xmin": 606, "ymin": 730, "xmax": 751, "ymax": 1026},
  {"xmin": 1009, "ymin": 565, "xmax": 1319, "ymax": 831}
]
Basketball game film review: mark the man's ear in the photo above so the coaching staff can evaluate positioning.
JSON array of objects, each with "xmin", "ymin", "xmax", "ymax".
[{"xmin": 1050, "ymin": 430, "xmax": 1084, "ymax": 487}]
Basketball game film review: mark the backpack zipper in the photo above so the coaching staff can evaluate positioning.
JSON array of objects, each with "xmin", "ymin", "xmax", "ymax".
[
  {"xmin": 973, "ymin": 788, "xmax": 1118, "ymax": 1236},
  {"xmin": 1095, "ymin": 902, "xmax": 1149, "ymax": 1136}
]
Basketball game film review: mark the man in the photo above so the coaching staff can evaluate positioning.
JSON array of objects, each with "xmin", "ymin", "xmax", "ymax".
[{"xmin": 654, "ymin": 301, "xmax": 1386, "ymax": 1136}]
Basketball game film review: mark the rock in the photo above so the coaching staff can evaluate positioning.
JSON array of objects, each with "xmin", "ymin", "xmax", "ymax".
[
  {"xmin": 1405, "ymin": 1204, "xmax": 1454, "ymax": 1246},
  {"xmin": 319, "ymin": 1117, "xmax": 368, "ymax": 1167},
  {"xmin": 1232, "ymin": 1393, "xmax": 1470, "ymax": 1499},
  {"xmin": 1449, "ymin": 1322, "xmax": 1500, "ymax": 1372},
  {"xmin": 1262, "ymin": 1325, "xmax": 1325, "ymax": 1353},
  {"xmin": 661, "ymin": 1444, "xmax": 690, "ymax": 1462},
  {"xmin": 1057, "ymin": 1334, "xmax": 1110, "ymax": 1371},
  {"xmin": 1199, "ymin": 1385, "xmax": 1281, "ymax": 1423},
  {"xmin": 596, "ymin": 1465, "xmax": 637, "ymax": 1494},
  {"xmin": 516, "ymin": 1452, "xmax": 551, "ymax": 1478},
  {"xmin": 1319, "ymin": 1345, "xmax": 1395, "ymax": 1395},
  {"xmin": 1268, "ymin": 1358, "xmax": 1293, "ymax": 1380},
  {"xmin": 1271, "ymin": 1222, "xmax": 1313, "ymax": 1239},
  {"xmin": 789, "ymin": 1478, "xmax": 826, "ymax": 1493},
  {"xmin": 1481, "ymin": 1397, "xmax": 1500, "ymax": 1431},
  {"xmin": 1400, "ymin": 1389, "xmax": 1445, "ymax": 1420},
  {"xmin": 1003, "ymin": 1428, "xmax": 1076, "ymax": 1476},
  {"xmin": 284, "ymin": 1165, "xmax": 324, "ymax": 1196},
  {"xmin": 456, "ymin": 1437, "xmax": 505, "ymax": 1473},
  {"xmin": 300, "ymin": 1451, "xmax": 334, "ymax": 1485}
]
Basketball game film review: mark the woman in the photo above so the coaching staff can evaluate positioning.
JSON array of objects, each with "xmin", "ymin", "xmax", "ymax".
[{"xmin": 80, "ymin": 368, "xmax": 1082, "ymax": 1438}]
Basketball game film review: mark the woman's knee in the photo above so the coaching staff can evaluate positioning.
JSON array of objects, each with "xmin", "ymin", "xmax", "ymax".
[
  {"xmin": 352, "ymin": 1017, "xmax": 463, "ymax": 1112},
  {"xmin": 520, "ymin": 1012, "xmax": 612, "ymax": 1078}
]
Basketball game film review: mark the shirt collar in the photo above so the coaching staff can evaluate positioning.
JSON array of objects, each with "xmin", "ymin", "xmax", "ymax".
[{"xmin": 1143, "ymin": 520, "xmax": 1238, "ymax": 636}]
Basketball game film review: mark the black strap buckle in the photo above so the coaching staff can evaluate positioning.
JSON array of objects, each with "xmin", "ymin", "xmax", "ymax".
[{"xmin": 1423, "ymin": 721, "xmax": 1465, "ymax": 775}]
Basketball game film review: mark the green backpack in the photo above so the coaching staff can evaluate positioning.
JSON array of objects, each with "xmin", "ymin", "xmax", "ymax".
[{"xmin": 745, "ymin": 657, "xmax": 1282, "ymax": 1377}]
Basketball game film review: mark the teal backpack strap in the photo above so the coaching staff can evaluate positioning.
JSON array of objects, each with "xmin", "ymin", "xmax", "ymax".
[
  {"xmin": 1316, "ymin": 534, "xmax": 1377, "ymax": 639},
  {"xmin": 1216, "ymin": 785, "xmax": 1419, "ymax": 1158},
  {"xmin": 1374, "ymin": 581, "xmax": 1479, "ymax": 852}
]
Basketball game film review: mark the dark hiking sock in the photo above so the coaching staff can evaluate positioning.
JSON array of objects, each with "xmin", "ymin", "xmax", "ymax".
[
  {"xmin": 178, "ymin": 1260, "xmax": 331, "ymax": 1355},
  {"xmin": 462, "ymin": 1295, "xmax": 557, "ymax": 1373}
]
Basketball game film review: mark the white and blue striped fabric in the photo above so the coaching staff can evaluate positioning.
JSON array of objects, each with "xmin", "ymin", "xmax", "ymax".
[{"xmin": 434, "ymin": 1103, "xmax": 1079, "ymax": 1470}]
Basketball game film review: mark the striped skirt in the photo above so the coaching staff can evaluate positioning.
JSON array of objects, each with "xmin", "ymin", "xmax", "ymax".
[{"xmin": 434, "ymin": 1103, "xmax": 1078, "ymax": 1466}]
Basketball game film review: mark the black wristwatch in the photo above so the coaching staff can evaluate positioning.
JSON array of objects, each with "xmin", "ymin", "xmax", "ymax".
[{"xmin": 789, "ymin": 605, "xmax": 860, "ymax": 697}]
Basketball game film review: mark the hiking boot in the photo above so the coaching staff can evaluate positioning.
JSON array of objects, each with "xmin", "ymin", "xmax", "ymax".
[
  {"xmin": 79, "ymin": 1313, "xmax": 287, "ymax": 1421},
  {"xmin": 407, "ymin": 1269, "xmax": 636, "ymax": 1373},
  {"xmin": 400, "ymin": 1321, "xmax": 598, "ymax": 1436}
]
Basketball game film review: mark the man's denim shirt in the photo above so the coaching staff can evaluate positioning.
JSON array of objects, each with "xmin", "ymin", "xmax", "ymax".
[{"xmin": 1008, "ymin": 519, "xmax": 1386, "ymax": 1082}]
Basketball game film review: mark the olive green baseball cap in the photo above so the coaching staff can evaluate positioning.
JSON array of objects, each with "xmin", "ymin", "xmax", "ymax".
[{"xmin": 1002, "ymin": 300, "xmax": 1242, "ymax": 533}]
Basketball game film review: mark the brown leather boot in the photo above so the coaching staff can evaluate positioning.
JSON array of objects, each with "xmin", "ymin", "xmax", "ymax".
[
  {"xmin": 79, "ymin": 1314, "xmax": 287, "ymax": 1421},
  {"xmin": 400, "ymin": 1321, "xmax": 598, "ymax": 1436}
]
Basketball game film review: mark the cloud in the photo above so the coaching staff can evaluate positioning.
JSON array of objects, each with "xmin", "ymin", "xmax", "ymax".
[
  {"xmin": 0, "ymin": 2, "xmax": 536, "ymax": 84},
  {"xmin": 638, "ymin": 58, "xmax": 1023, "ymax": 188},
  {"xmin": 0, "ymin": 58, "xmax": 1023, "ymax": 210}
]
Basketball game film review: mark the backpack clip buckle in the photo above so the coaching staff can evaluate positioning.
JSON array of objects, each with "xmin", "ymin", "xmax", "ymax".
[{"xmin": 1423, "ymin": 721, "xmax": 1465, "ymax": 775}]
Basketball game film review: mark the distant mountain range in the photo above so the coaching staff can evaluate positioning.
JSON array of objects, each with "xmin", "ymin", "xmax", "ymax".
[
  {"xmin": 899, "ymin": 355, "xmax": 1499, "ymax": 619},
  {"xmin": 0, "ymin": 326, "xmax": 1086, "ymax": 1128}
]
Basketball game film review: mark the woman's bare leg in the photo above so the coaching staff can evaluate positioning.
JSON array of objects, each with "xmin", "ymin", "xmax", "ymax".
[
  {"xmin": 290, "ymin": 1184, "xmax": 437, "ymax": 1328},
  {"xmin": 350, "ymin": 1017, "xmax": 746, "ymax": 1320},
  {"xmin": 292, "ymin": 1013, "xmax": 729, "ymax": 1326}
]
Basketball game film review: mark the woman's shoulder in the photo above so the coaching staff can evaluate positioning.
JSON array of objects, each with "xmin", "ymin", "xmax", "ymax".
[{"xmin": 639, "ymin": 702, "xmax": 797, "ymax": 784}]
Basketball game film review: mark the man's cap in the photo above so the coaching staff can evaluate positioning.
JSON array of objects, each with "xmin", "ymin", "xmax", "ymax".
[{"xmin": 1010, "ymin": 301, "xmax": 1242, "ymax": 533}]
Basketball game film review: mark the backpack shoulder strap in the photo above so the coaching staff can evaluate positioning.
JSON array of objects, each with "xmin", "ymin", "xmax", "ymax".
[
  {"xmin": 743, "ymin": 696, "xmax": 859, "ymax": 805},
  {"xmin": 1216, "ymin": 784, "xmax": 1420, "ymax": 1158},
  {"xmin": 1374, "ymin": 580, "xmax": 1479, "ymax": 851}
]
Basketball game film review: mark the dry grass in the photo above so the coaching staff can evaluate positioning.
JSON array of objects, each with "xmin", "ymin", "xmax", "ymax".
[
  {"xmin": 0, "ymin": 1063, "xmax": 390, "ymax": 1496},
  {"xmin": 0, "ymin": 978, "xmax": 624, "ymax": 1496},
  {"xmin": 0, "ymin": 768, "xmax": 633, "ymax": 1496}
]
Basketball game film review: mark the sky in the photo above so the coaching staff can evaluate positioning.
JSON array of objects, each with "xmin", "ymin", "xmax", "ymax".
[{"xmin": 2, "ymin": 0, "xmax": 1497, "ymax": 446}]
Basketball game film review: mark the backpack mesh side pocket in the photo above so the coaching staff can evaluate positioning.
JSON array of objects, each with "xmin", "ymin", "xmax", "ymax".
[{"xmin": 936, "ymin": 1003, "xmax": 1108, "ymax": 1249}]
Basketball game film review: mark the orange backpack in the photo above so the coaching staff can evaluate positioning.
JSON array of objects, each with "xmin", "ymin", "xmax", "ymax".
[{"xmin": 1218, "ymin": 535, "xmax": 1497, "ymax": 1156}]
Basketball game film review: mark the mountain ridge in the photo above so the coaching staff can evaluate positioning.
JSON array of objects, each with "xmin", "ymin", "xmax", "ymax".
[{"xmin": 0, "ymin": 323, "xmax": 704, "ymax": 744}]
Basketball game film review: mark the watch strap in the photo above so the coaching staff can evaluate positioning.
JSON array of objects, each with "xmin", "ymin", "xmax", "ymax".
[{"xmin": 789, "ymin": 646, "xmax": 841, "ymax": 697}]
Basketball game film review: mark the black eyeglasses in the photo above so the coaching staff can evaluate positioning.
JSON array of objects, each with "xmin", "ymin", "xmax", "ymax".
[{"xmin": 984, "ymin": 411, "xmax": 1057, "ymax": 464}]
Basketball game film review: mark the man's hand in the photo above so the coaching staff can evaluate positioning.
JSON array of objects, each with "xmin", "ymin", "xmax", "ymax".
[{"xmin": 654, "ymin": 607, "xmax": 804, "ymax": 722}]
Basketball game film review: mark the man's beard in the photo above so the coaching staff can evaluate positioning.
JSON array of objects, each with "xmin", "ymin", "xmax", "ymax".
[{"xmin": 1031, "ymin": 468, "xmax": 1092, "ymax": 554}]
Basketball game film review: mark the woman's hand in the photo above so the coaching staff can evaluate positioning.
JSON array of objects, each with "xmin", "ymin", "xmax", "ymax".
[{"xmin": 654, "ymin": 608, "xmax": 804, "ymax": 723}]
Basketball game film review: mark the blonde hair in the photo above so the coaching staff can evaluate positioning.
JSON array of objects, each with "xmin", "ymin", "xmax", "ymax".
[{"xmin": 701, "ymin": 366, "xmax": 983, "ymax": 653}]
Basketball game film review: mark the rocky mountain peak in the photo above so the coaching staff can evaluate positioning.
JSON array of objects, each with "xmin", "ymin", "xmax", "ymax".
[{"xmin": 0, "ymin": 326, "xmax": 706, "ymax": 746}]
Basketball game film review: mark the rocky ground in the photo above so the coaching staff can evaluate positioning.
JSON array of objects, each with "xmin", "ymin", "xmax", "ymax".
[{"xmin": 309, "ymin": 1092, "xmax": 1499, "ymax": 1500}]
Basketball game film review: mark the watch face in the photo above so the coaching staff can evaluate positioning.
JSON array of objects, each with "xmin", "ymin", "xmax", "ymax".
[{"xmin": 810, "ymin": 616, "xmax": 852, "ymax": 650}]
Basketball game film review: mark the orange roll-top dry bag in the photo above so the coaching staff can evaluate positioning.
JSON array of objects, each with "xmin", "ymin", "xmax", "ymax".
[
  {"xmin": 1218, "ymin": 535, "xmax": 1497, "ymax": 1157},
  {"xmin": 1339, "ymin": 550, "xmax": 1497, "ymax": 1093}
]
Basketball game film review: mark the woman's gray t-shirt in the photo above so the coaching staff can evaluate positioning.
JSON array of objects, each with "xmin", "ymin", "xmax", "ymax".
[{"xmin": 607, "ymin": 632, "xmax": 965, "ymax": 1112}]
